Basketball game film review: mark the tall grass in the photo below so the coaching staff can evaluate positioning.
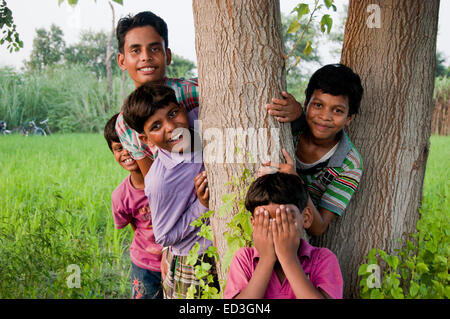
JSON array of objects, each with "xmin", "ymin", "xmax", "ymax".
[
  {"xmin": 0, "ymin": 134, "xmax": 132, "ymax": 298},
  {"xmin": 0, "ymin": 66, "xmax": 135, "ymax": 133}
]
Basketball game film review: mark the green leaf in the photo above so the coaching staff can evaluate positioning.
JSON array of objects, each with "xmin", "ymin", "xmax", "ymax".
[
  {"xmin": 409, "ymin": 281, "xmax": 420, "ymax": 297},
  {"xmin": 287, "ymin": 20, "xmax": 301, "ymax": 34},
  {"xmin": 186, "ymin": 285, "xmax": 197, "ymax": 299},
  {"xmin": 323, "ymin": 0, "xmax": 333, "ymax": 9},
  {"xmin": 291, "ymin": 3, "xmax": 310, "ymax": 20},
  {"xmin": 320, "ymin": 14, "xmax": 333, "ymax": 34},
  {"xmin": 303, "ymin": 41, "xmax": 312, "ymax": 56},
  {"xmin": 198, "ymin": 224, "xmax": 214, "ymax": 241},
  {"xmin": 358, "ymin": 264, "xmax": 368, "ymax": 276},
  {"xmin": 416, "ymin": 262, "xmax": 429, "ymax": 274},
  {"xmin": 391, "ymin": 287, "xmax": 404, "ymax": 299},
  {"xmin": 186, "ymin": 242, "xmax": 200, "ymax": 266},
  {"xmin": 369, "ymin": 289, "xmax": 383, "ymax": 299}
]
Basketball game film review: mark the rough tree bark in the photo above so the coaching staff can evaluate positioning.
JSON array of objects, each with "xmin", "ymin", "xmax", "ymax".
[
  {"xmin": 193, "ymin": 0, "xmax": 295, "ymax": 283},
  {"xmin": 315, "ymin": 0, "xmax": 440, "ymax": 298}
]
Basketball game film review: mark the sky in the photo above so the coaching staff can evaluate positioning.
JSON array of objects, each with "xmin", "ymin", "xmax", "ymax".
[{"xmin": 1, "ymin": 0, "xmax": 449, "ymax": 70}]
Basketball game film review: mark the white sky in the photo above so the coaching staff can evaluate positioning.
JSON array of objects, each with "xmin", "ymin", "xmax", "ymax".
[{"xmin": 1, "ymin": 0, "xmax": 449, "ymax": 70}]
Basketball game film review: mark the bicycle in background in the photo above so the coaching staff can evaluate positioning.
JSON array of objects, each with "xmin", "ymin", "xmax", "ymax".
[
  {"xmin": 28, "ymin": 120, "xmax": 46, "ymax": 136},
  {"xmin": 0, "ymin": 120, "xmax": 12, "ymax": 135},
  {"xmin": 39, "ymin": 118, "xmax": 52, "ymax": 135}
]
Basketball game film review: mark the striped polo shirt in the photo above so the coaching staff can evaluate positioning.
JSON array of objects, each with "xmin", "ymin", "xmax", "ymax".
[
  {"xmin": 115, "ymin": 77, "xmax": 198, "ymax": 160},
  {"xmin": 293, "ymin": 116, "xmax": 363, "ymax": 216}
]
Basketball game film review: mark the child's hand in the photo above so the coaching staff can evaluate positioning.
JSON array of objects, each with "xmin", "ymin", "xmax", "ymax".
[
  {"xmin": 271, "ymin": 205, "xmax": 302, "ymax": 263},
  {"xmin": 194, "ymin": 171, "xmax": 209, "ymax": 208},
  {"xmin": 265, "ymin": 91, "xmax": 302, "ymax": 123},
  {"xmin": 258, "ymin": 148, "xmax": 297, "ymax": 177},
  {"xmin": 252, "ymin": 208, "xmax": 276, "ymax": 263}
]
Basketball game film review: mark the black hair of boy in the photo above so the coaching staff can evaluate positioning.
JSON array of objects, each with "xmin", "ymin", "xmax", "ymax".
[
  {"xmin": 116, "ymin": 11, "xmax": 169, "ymax": 53},
  {"xmin": 304, "ymin": 63, "xmax": 363, "ymax": 116},
  {"xmin": 245, "ymin": 172, "xmax": 309, "ymax": 215},
  {"xmin": 104, "ymin": 113, "xmax": 120, "ymax": 152},
  {"xmin": 122, "ymin": 83, "xmax": 179, "ymax": 134}
]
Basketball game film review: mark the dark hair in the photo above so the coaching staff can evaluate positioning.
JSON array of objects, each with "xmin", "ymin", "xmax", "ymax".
[
  {"xmin": 245, "ymin": 173, "xmax": 308, "ymax": 215},
  {"xmin": 122, "ymin": 83, "xmax": 179, "ymax": 133},
  {"xmin": 116, "ymin": 11, "xmax": 169, "ymax": 53},
  {"xmin": 104, "ymin": 113, "xmax": 120, "ymax": 152},
  {"xmin": 305, "ymin": 63, "xmax": 363, "ymax": 116}
]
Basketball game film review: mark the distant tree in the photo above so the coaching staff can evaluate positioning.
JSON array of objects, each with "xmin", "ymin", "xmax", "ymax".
[
  {"xmin": 166, "ymin": 54, "xmax": 197, "ymax": 79},
  {"xmin": 25, "ymin": 24, "xmax": 65, "ymax": 72},
  {"xmin": 0, "ymin": 0, "xmax": 22, "ymax": 52},
  {"xmin": 65, "ymin": 30, "xmax": 119, "ymax": 78},
  {"xmin": 435, "ymin": 51, "xmax": 450, "ymax": 78}
]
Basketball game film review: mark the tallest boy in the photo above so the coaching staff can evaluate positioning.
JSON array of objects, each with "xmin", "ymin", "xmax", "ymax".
[{"xmin": 115, "ymin": 11, "xmax": 199, "ymax": 177}]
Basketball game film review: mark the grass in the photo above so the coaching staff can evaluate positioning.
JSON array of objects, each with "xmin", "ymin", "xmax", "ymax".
[
  {"xmin": 0, "ymin": 133, "xmax": 131, "ymax": 298},
  {"xmin": 0, "ymin": 133, "xmax": 448, "ymax": 298}
]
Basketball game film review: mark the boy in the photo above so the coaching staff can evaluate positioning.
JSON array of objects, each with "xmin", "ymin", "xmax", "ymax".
[
  {"xmin": 225, "ymin": 172, "xmax": 343, "ymax": 299},
  {"xmin": 261, "ymin": 64, "xmax": 364, "ymax": 237},
  {"xmin": 104, "ymin": 113, "xmax": 163, "ymax": 299},
  {"xmin": 121, "ymin": 83, "xmax": 217, "ymax": 299},
  {"xmin": 115, "ymin": 11, "xmax": 199, "ymax": 177}
]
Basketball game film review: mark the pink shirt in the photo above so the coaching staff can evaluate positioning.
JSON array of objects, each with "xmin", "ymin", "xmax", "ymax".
[
  {"xmin": 224, "ymin": 239, "xmax": 343, "ymax": 299},
  {"xmin": 111, "ymin": 176, "xmax": 162, "ymax": 272}
]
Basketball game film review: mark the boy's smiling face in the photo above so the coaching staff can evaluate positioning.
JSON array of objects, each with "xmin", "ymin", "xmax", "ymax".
[
  {"xmin": 111, "ymin": 141, "xmax": 140, "ymax": 172},
  {"xmin": 138, "ymin": 102, "xmax": 191, "ymax": 153},
  {"xmin": 117, "ymin": 25, "xmax": 172, "ymax": 87},
  {"xmin": 305, "ymin": 89, "xmax": 354, "ymax": 142}
]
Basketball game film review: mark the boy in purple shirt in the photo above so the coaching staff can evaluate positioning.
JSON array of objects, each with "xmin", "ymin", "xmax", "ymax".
[
  {"xmin": 104, "ymin": 114, "xmax": 163, "ymax": 299},
  {"xmin": 225, "ymin": 172, "xmax": 343, "ymax": 299},
  {"xmin": 121, "ymin": 83, "xmax": 217, "ymax": 298}
]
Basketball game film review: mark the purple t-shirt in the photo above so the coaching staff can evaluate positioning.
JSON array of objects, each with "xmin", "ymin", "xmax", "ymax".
[
  {"xmin": 111, "ymin": 176, "xmax": 162, "ymax": 272},
  {"xmin": 144, "ymin": 108, "xmax": 211, "ymax": 256},
  {"xmin": 224, "ymin": 239, "xmax": 343, "ymax": 299}
]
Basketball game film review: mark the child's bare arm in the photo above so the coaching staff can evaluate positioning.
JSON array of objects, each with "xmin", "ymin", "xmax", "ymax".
[
  {"xmin": 136, "ymin": 156, "xmax": 153, "ymax": 177},
  {"xmin": 265, "ymin": 91, "xmax": 302, "ymax": 123},
  {"xmin": 306, "ymin": 198, "xmax": 336, "ymax": 236},
  {"xmin": 235, "ymin": 209, "xmax": 276, "ymax": 299}
]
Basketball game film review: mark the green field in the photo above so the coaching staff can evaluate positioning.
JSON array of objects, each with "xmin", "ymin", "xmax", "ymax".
[{"xmin": 0, "ymin": 134, "xmax": 448, "ymax": 298}]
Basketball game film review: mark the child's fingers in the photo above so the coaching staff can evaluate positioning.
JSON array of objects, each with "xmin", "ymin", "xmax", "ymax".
[
  {"xmin": 258, "ymin": 165, "xmax": 278, "ymax": 177},
  {"xmin": 202, "ymin": 187, "xmax": 209, "ymax": 200},
  {"xmin": 197, "ymin": 178, "xmax": 208, "ymax": 198},
  {"xmin": 281, "ymin": 148, "xmax": 294, "ymax": 166},
  {"xmin": 274, "ymin": 207, "xmax": 283, "ymax": 235},
  {"xmin": 267, "ymin": 108, "xmax": 290, "ymax": 118},
  {"xmin": 275, "ymin": 116, "xmax": 290, "ymax": 123},
  {"xmin": 262, "ymin": 209, "xmax": 270, "ymax": 236},
  {"xmin": 279, "ymin": 205, "xmax": 289, "ymax": 233}
]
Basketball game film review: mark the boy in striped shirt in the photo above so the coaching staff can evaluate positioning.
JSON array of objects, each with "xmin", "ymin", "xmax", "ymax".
[{"xmin": 261, "ymin": 64, "xmax": 364, "ymax": 237}]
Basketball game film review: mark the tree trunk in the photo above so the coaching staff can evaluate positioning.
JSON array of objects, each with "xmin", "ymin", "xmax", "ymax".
[
  {"xmin": 105, "ymin": 1, "xmax": 115, "ymax": 112},
  {"xmin": 193, "ymin": 0, "xmax": 294, "ymax": 283},
  {"xmin": 315, "ymin": 0, "xmax": 440, "ymax": 298}
]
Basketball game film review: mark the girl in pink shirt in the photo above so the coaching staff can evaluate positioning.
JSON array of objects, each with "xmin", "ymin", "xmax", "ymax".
[{"xmin": 225, "ymin": 173, "xmax": 343, "ymax": 299}]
